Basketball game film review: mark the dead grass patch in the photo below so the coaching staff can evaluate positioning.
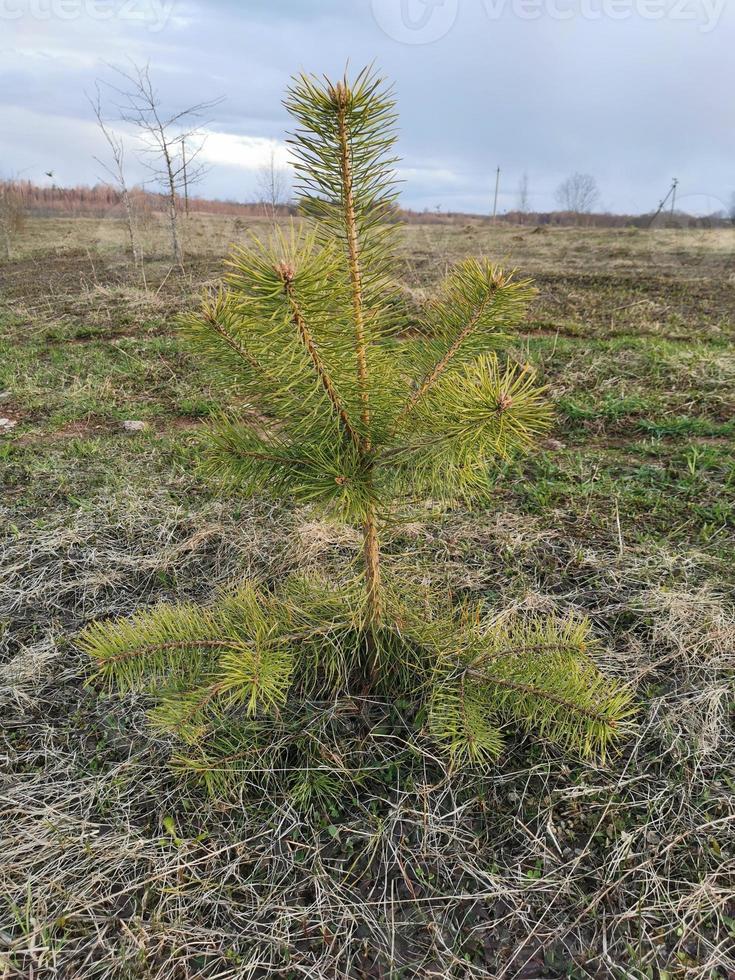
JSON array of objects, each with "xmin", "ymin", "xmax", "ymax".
[{"xmin": 1, "ymin": 495, "xmax": 733, "ymax": 977}]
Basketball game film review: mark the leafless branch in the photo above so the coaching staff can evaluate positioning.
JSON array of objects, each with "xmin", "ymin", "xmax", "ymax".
[{"xmin": 100, "ymin": 61, "xmax": 223, "ymax": 265}]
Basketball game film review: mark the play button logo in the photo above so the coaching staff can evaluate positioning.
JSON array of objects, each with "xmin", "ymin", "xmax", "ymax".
[{"xmin": 371, "ymin": 0, "xmax": 459, "ymax": 44}]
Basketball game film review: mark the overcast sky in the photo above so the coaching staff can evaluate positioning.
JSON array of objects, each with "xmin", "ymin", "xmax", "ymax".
[{"xmin": 2, "ymin": 0, "xmax": 733, "ymax": 214}]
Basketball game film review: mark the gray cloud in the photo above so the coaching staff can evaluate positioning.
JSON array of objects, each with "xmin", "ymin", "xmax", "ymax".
[{"xmin": 2, "ymin": 0, "xmax": 733, "ymax": 213}]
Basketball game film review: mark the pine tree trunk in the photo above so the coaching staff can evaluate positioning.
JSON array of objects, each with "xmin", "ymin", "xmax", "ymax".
[
  {"xmin": 362, "ymin": 497, "xmax": 382, "ymax": 629},
  {"xmin": 335, "ymin": 85, "xmax": 382, "ymax": 632}
]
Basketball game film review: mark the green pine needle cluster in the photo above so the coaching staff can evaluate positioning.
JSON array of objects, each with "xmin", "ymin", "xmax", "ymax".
[
  {"xmin": 429, "ymin": 615, "xmax": 634, "ymax": 765},
  {"xmin": 79, "ymin": 66, "xmax": 634, "ymax": 797}
]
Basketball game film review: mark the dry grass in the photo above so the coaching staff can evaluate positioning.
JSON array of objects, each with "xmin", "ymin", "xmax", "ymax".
[
  {"xmin": 1, "ymin": 217, "xmax": 734, "ymax": 977},
  {"xmin": 7, "ymin": 213, "xmax": 735, "ymax": 281},
  {"xmin": 1, "ymin": 492, "xmax": 733, "ymax": 978}
]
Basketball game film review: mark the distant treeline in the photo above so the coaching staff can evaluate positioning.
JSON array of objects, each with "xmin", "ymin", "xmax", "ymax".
[
  {"xmin": 1, "ymin": 180, "xmax": 296, "ymax": 219},
  {"xmin": 399, "ymin": 208, "xmax": 733, "ymax": 228},
  {"xmin": 2, "ymin": 180, "xmax": 731, "ymax": 228}
]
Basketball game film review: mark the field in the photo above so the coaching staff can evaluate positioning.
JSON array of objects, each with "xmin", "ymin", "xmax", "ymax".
[{"xmin": 1, "ymin": 213, "xmax": 734, "ymax": 978}]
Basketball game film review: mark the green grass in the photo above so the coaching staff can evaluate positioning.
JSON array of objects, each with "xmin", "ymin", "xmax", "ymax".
[
  {"xmin": 3, "ymin": 254, "xmax": 732, "ymax": 568},
  {"xmin": 1, "ymin": 218, "xmax": 734, "ymax": 979}
]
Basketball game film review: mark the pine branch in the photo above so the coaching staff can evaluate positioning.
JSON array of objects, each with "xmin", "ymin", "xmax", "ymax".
[
  {"xmin": 199, "ymin": 288, "xmax": 262, "ymax": 372},
  {"xmin": 400, "ymin": 285, "xmax": 492, "ymax": 418},
  {"xmin": 284, "ymin": 66, "xmax": 399, "ymax": 261},
  {"xmin": 203, "ymin": 418, "xmax": 375, "ymax": 520},
  {"xmin": 475, "ymin": 672, "xmax": 616, "ymax": 727},
  {"xmin": 94, "ymin": 638, "xmax": 238, "ymax": 668},
  {"xmin": 279, "ymin": 263, "xmax": 361, "ymax": 448},
  {"xmin": 388, "ymin": 354, "xmax": 553, "ymax": 500},
  {"xmin": 429, "ymin": 675, "xmax": 505, "ymax": 766},
  {"xmin": 79, "ymin": 602, "xmax": 225, "ymax": 691},
  {"xmin": 397, "ymin": 261, "xmax": 537, "ymax": 422},
  {"xmin": 429, "ymin": 615, "xmax": 633, "ymax": 760}
]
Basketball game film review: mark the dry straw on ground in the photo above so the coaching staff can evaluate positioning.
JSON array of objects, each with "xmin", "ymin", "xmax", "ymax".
[{"xmin": 2, "ymin": 492, "xmax": 733, "ymax": 977}]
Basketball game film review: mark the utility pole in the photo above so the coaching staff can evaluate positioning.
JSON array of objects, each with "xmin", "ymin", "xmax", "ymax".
[
  {"xmin": 492, "ymin": 166, "xmax": 500, "ymax": 222},
  {"xmin": 647, "ymin": 177, "xmax": 678, "ymax": 229}
]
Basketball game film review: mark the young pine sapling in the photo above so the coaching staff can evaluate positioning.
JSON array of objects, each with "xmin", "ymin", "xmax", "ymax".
[{"xmin": 80, "ymin": 69, "xmax": 633, "ymax": 793}]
